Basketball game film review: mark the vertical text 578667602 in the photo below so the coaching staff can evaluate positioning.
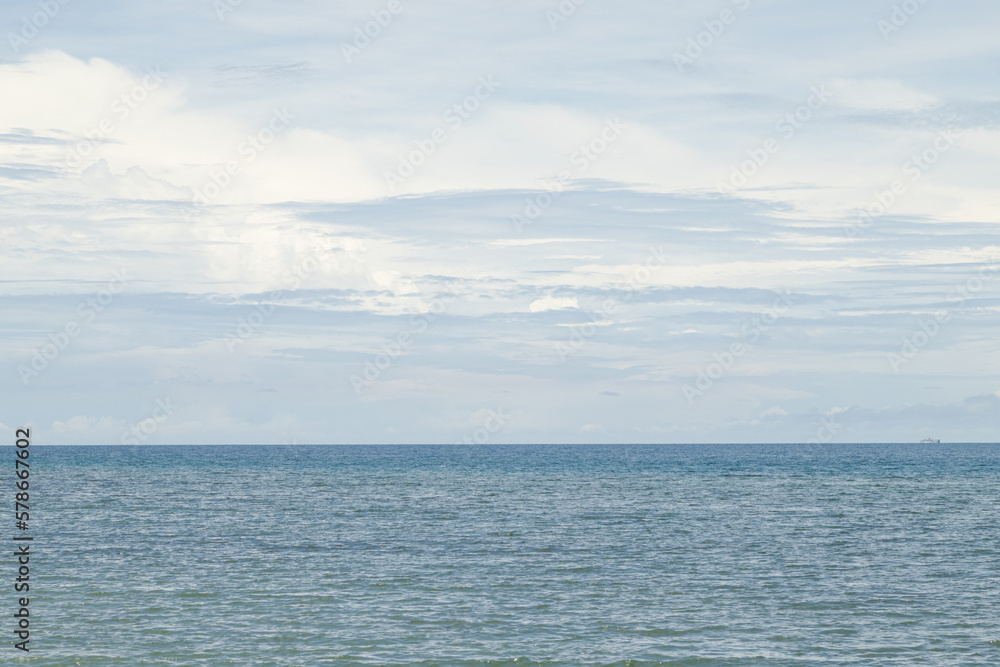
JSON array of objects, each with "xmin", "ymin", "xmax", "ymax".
[{"xmin": 12, "ymin": 429, "xmax": 33, "ymax": 653}]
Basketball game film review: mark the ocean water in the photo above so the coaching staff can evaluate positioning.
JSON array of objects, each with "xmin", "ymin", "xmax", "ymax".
[{"xmin": 13, "ymin": 443, "xmax": 1000, "ymax": 665}]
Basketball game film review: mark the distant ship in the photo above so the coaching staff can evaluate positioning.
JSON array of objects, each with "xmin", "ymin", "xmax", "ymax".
[{"xmin": 920, "ymin": 437, "xmax": 941, "ymax": 444}]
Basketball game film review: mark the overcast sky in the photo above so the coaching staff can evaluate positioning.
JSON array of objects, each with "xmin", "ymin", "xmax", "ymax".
[{"xmin": 2, "ymin": 0, "xmax": 999, "ymax": 444}]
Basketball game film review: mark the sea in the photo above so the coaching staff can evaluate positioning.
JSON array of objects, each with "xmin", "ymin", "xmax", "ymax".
[{"xmin": 11, "ymin": 443, "xmax": 1000, "ymax": 665}]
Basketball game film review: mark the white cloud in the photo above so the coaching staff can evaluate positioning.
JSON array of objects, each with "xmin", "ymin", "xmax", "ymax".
[
  {"xmin": 51, "ymin": 416, "xmax": 122, "ymax": 433},
  {"xmin": 77, "ymin": 160, "xmax": 190, "ymax": 200},
  {"xmin": 529, "ymin": 296, "xmax": 579, "ymax": 312},
  {"xmin": 3, "ymin": 1, "xmax": 1000, "ymax": 444},
  {"xmin": 828, "ymin": 78, "xmax": 940, "ymax": 112}
]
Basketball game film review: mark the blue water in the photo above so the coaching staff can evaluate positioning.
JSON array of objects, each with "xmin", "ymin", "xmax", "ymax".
[{"xmin": 14, "ymin": 444, "xmax": 1000, "ymax": 665}]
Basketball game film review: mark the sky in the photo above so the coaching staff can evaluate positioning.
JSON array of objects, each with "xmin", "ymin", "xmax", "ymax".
[{"xmin": 1, "ymin": 0, "xmax": 999, "ymax": 444}]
